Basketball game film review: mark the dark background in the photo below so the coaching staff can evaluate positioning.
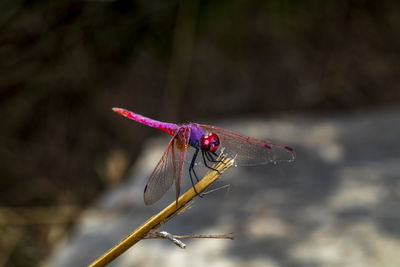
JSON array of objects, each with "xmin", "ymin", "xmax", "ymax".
[{"xmin": 1, "ymin": 0, "xmax": 400, "ymax": 266}]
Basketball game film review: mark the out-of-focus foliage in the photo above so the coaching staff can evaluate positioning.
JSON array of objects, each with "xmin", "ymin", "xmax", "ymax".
[{"xmin": 1, "ymin": 0, "xmax": 400, "ymax": 266}]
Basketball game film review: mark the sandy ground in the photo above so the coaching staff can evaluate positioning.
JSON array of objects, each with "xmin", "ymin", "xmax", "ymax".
[{"xmin": 45, "ymin": 108, "xmax": 400, "ymax": 267}]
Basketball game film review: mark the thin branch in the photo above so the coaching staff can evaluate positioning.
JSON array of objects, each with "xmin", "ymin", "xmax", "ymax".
[
  {"xmin": 88, "ymin": 157, "xmax": 234, "ymax": 267},
  {"xmin": 173, "ymin": 233, "xmax": 234, "ymax": 240},
  {"xmin": 146, "ymin": 231, "xmax": 187, "ymax": 249},
  {"xmin": 143, "ymin": 231, "xmax": 235, "ymax": 249},
  {"xmin": 145, "ymin": 231, "xmax": 234, "ymax": 240},
  {"xmin": 202, "ymin": 184, "xmax": 231, "ymax": 196}
]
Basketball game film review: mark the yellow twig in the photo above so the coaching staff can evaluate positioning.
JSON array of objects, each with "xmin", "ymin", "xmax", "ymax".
[{"xmin": 88, "ymin": 157, "xmax": 234, "ymax": 267}]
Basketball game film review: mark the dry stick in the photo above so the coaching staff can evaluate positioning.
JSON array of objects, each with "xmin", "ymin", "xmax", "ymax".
[
  {"xmin": 145, "ymin": 231, "xmax": 187, "ymax": 249},
  {"xmin": 172, "ymin": 233, "xmax": 234, "ymax": 240},
  {"xmin": 145, "ymin": 231, "xmax": 234, "ymax": 241},
  {"xmin": 88, "ymin": 157, "xmax": 234, "ymax": 267},
  {"xmin": 143, "ymin": 231, "xmax": 234, "ymax": 249},
  {"xmin": 202, "ymin": 184, "xmax": 231, "ymax": 195}
]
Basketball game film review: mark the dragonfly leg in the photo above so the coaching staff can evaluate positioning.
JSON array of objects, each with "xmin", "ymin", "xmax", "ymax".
[
  {"xmin": 202, "ymin": 150, "xmax": 222, "ymax": 174},
  {"xmin": 212, "ymin": 151, "xmax": 226, "ymax": 163},
  {"xmin": 204, "ymin": 151, "xmax": 214, "ymax": 161},
  {"xmin": 189, "ymin": 148, "xmax": 202, "ymax": 197},
  {"xmin": 206, "ymin": 151, "xmax": 225, "ymax": 164}
]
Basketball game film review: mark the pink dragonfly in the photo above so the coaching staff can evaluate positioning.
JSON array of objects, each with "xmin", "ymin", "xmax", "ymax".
[{"xmin": 113, "ymin": 107, "xmax": 295, "ymax": 205}]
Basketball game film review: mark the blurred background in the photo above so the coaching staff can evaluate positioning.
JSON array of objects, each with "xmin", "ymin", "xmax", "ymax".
[{"xmin": 1, "ymin": 0, "xmax": 400, "ymax": 266}]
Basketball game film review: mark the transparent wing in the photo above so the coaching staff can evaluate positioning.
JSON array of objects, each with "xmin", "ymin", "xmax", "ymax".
[
  {"xmin": 143, "ymin": 127, "xmax": 190, "ymax": 205},
  {"xmin": 200, "ymin": 124, "xmax": 295, "ymax": 166}
]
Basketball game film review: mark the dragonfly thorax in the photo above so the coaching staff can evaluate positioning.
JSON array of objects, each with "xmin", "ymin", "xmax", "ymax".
[{"xmin": 200, "ymin": 133, "xmax": 220, "ymax": 152}]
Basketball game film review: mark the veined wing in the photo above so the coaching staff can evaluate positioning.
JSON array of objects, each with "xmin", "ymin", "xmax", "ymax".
[
  {"xmin": 200, "ymin": 125, "xmax": 295, "ymax": 166},
  {"xmin": 144, "ymin": 127, "xmax": 191, "ymax": 205}
]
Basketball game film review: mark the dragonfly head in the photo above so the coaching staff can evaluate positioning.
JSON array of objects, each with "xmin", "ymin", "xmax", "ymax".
[{"xmin": 201, "ymin": 133, "xmax": 220, "ymax": 152}]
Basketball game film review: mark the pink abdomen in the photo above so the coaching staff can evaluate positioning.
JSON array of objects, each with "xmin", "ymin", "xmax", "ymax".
[{"xmin": 112, "ymin": 108, "xmax": 178, "ymax": 135}]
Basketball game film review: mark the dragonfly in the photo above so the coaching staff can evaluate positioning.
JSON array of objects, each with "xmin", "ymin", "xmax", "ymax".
[{"xmin": 112, "ymin": 107, "xmax": 295, "ymax": 205}]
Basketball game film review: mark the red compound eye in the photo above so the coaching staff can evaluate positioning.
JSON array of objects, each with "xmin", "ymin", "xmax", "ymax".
[{"xmin": 201, "ymin": 133, "xmax": 220, "ymax": 152}]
